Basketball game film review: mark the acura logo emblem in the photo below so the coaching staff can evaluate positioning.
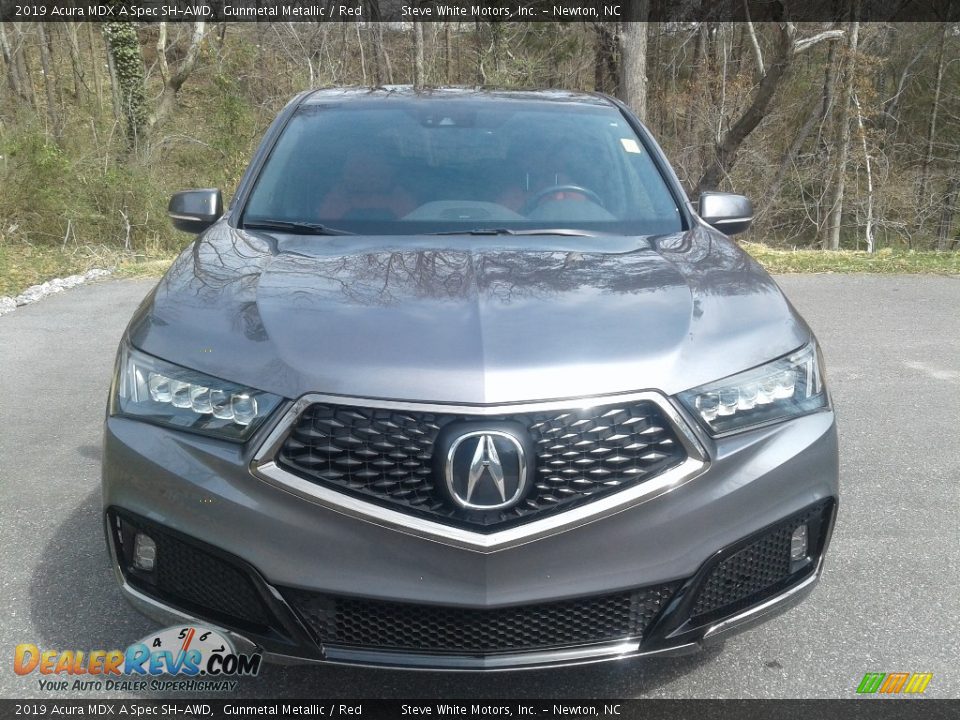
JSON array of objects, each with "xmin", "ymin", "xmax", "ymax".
[{"xmin": 445, "ymin": 431, "xmax": 528, "ymax": 511}]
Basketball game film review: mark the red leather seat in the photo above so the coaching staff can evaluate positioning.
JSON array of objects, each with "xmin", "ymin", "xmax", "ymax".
[{"xmin": 319, "ymin": 151, "xmax": 416, "ymax": 220}]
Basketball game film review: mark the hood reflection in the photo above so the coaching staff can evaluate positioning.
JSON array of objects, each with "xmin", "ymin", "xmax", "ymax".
[{"xmin": 134, "ymin": 221, "xmax": 803, "ymax": 404}]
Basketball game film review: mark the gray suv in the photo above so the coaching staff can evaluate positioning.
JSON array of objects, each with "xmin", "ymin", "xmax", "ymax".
[{"xmin": 103, "ymin": 88, "xmax": 838, "ymax": 670}]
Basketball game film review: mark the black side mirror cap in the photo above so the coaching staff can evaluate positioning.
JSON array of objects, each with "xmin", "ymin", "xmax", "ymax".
[
  {"xmin": 698, "ymin": 192, "xmax": 753, "ymax": 236},
  {"xmin": 168, "ymin": 189, "xmax": 223, "ymax": 234}
]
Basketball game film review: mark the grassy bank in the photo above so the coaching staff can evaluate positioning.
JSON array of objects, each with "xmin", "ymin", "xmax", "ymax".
[
  {"xmin": 2, "ymin": 241, "xmax": 957, "ymax": 299},
  {"xmin": 741, "ymin": 243, "xmax": 960, "ymax": 274},
  {"xmin": 0, "ymin": 243, "xmax": 176, "ymax": 296}
]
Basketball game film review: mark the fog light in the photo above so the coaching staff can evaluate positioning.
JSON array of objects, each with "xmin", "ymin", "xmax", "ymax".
[
  {"xmin": 790, "ymin": 524, "xmax": 808, "ymax": 562},
  {"xmin": 132, "ymin": 532, "xmax": 157, "ymax": 571}
]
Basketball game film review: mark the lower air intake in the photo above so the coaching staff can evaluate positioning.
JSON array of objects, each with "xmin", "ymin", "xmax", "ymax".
[
  {"xmin": 285, "ymin": 584, "xmax": 679, "ymax": 655},
  {"xmin": 690, "ymin": 500, "xmax": 834, "ymax": 622},
  {"xmin": 110, "ymin": 510, "xmax": 272, "ymax": 631}
]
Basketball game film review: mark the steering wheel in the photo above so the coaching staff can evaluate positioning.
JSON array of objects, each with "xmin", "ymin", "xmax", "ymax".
[{"xmin": 521, "ymin": 184, "xmax": 604, "ymax": 214}]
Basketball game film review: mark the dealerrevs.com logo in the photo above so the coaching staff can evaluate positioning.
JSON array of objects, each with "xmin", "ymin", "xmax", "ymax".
[{"xmin": 14, "ymin": 626, "xmax": 261, "ymax": 693}]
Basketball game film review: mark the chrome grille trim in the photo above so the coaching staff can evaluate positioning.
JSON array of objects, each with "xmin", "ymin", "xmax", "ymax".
[{"xmin": 251, "ymin": 391, "xmax": 709, "ymax": 553}]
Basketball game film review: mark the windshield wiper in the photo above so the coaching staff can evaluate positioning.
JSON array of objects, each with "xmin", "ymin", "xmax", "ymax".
[
  {"xmin": 428, "ymin": 228, "xmax": 602, "ymax": 237},
  {"xmin": 242, "ymin": 219, "xmax": 354, "ymax": 236}
]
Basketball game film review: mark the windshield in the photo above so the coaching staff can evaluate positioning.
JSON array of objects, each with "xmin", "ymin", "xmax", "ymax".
[{"xmin": 242, "ymin": 97, "xmax": 684, "ymax": 236}]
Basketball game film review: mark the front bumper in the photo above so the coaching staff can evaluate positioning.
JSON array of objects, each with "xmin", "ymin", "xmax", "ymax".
[{"xmin": 102, "ymin": 404, "xmax": 838, "ymax": 670}]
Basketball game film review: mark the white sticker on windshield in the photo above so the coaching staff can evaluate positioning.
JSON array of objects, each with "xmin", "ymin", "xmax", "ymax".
[{"xmin": 620, "ymin": 138, "xmax": 642, "ymax": 154}]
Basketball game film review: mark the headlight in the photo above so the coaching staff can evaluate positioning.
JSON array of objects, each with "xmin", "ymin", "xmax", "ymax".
[
  {"xmin": 111, "ymin": 344, "xmax": 283, "ymax": 441},
  {"xmin": 677, "ymin": 341, "xmax": 828, "ymax": 435}
]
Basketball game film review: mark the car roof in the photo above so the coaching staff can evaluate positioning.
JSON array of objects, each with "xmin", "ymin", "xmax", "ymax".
[{"xmin": 300, "ymin": 86, "xmax": 616, "ymax": 108}]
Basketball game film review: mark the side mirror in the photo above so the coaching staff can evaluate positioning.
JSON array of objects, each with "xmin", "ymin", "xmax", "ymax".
[
  {"xmin": 698, "ymin": 192, "xmax": 753, "ymax": 236},
  {"xmin": 168, "ymin": 189, "xmax": 223, "ymax": 234}
]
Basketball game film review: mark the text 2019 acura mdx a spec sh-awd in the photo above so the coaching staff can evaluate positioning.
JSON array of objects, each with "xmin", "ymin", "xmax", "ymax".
[{"xmin": 103, "ymin": 88, "xmax": 838, "ymax": 670}]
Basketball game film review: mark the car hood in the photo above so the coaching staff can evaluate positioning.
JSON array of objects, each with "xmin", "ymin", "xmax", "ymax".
[{"xmin": 129, "ymin": 222, "xmax": 809, "ymax": 403}]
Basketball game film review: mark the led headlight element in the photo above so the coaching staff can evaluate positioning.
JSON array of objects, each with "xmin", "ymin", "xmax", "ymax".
[
  {"xmin": 112, "ymin": 344, "xmax": 282, "ymax": 440},
  {"xmin": 678, "ymin": 342, "xmax": 828, "ymax": 435}
]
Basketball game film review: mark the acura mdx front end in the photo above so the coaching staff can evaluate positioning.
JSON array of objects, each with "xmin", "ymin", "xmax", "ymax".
[{"xmin": 103, "ymin": 88, "xmax": 838, "ymax": 670}]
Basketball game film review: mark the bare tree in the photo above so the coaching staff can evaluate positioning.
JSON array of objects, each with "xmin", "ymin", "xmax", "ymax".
[
  {"xmin": 696, "ymin": 20, "xmax": 845, "ymax": 195},
  {"xmin": 0, "ymin": 22, "xmax": 30, "ymax": 103},
  {"xmin": 823, "ymin": 18, "xmax": 860, "ymax": 251},
  {"xmin": 36, "ymin": 23, "xmax": 62, "ymax": 141},
  {"xmin": 153, "ymin": 22, "xmax": 207, "ymax": 126},
  {"xmin": 767, "ymin": 37, "xmax": 840, "ymax": 209},
  {"xmin": 619, "ymin": 1, "xmax": 650, "ymax": 122},
  {"xmin": 938, "ymin": 145, "xmax": 960, "ymax": 249},
  {"xmin": 370, "ymin": 6, "xmax": 394, "ymax": 85},
  {"xmin": 593, "ymin": 23, "xmax": 618, "ymax": 95},
  {"xmin": 916, "ymin": 20, "xmax": 949, "ymax": 229},
  {"xmin": 413, "ymin": 21, "xmax": 425, "ymax": 89},
  {"xmin": 854, "ymin": 92, "xmax": 874, "ymax": 251}
]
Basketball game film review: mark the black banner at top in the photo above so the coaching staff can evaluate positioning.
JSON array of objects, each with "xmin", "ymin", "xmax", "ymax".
[{"xmin": 1, "ymin": 0, "xmax": 959, "ymax": 23}]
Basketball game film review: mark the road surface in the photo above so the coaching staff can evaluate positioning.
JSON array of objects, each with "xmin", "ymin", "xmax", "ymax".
[{"xmin": 0, "ymin": 274, "xmax": 957, "ymax": 699}]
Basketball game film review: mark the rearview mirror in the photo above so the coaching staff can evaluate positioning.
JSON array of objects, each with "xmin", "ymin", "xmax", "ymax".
[
  {"xmin": 168, "ymin": 189, "xmax": 223, "ymax": 234},
  {"xmin": 698, "ymin": 192, "xmax": 753, "ymax": 236}
]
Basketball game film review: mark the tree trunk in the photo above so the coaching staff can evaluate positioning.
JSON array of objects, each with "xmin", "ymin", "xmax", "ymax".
[
  {"xmin": 882, "ymin": 40, "xmax": 927, "ymax": 137},
  {"xmin": 153, "ymin": 22, "xmax": 206, "ymax": 127},
  {"xmin": 104, "ymin": 27, "xmax": 121, "ymax": 125},
  {"xmin": 768, "ymin": 38, "xmax": 839, "ymax": 207},
  {"xmin": 0, "ymin": 22, "xmax": 28, "ymax": 102},
  {"xmin": 696, "ymin": 23, "xmax": 793, "ymax": 194},
  {"xmin": 618, "ymin": 1, "xmax": 649, "ymax": 122},
  {"xmin": 474, "ymin": 21, "xmax": 485, "ymax": 85},
  {"xmin": 355, "ymin": 21, "xmax": 367, "ymax": 85},
  {"xmin": 937, "ymin": 146, "xmax": 960, "ymax": 249},
  {"xmin": 369, "ymin": 0, "xmax": 393, "ymax": 86},
  {"xmin": 917, "ymin": 20, "xmax": 948, "ymax": 230},
  {"xmin": 686, "ymin": 23, "xmax": 709, "ymax": 143},
  {"xmin": 15, "ymin": 24, "xmax": 39, "ymax": 112},
  {"xmin": 593, "ymin": 23, "xmax": 618, "ymax": 95},
  {"xmin": 822, "ymin": 19, "xmax": 859, "ymax": 251},
  {"xmin": 853, "ymin": 92, "xmax": 874, "ymax": 252},
  {"xmin": 744, "ymin": 9, "xmax": 765, "ymax": 81},
  {"xmin": 66, "ymin": 22, "xmax": 85, "ymax": 98},
  {"xmin": 103, "ymin": 22, "xmax": 149, "ymax": 148},
  {"xmin": 444, "ymin": 23, "xmax": 452, "ymax": 84},
  {"xmin": 85, "ymin": 22, "xmax": 103, "ymax": 112},
  {"xmin": 413, "ymin": 21, "xmax": 425, "ymax": 89},
  {"xmin": 36, "ymin": 23, "xmax": 62, "ymax": 141}
]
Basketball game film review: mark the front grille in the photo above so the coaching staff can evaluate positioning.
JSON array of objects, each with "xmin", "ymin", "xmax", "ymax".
[
  {"xmin": 275, "ymin": 399, "xmax": 687, "ymax": 531},
  {"xmin": 690, "ymin": 500, "xmax": 833, "ymax": 622},
  {"xmin": 111, "ymin": 511, "xmax": 272, "ymax": 630},
  {"xmin": 286, "ymin": 584, "xmax": 679, "ymax": 654}
]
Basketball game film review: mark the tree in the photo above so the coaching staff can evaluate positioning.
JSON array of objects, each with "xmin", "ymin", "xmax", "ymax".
[
  {"xmin": 822, "ymin": 18, "xmax": 860, "ymax": 251},
  {"xmin": 695, "ymin": 20, "xmax": 845, "ymax": 195},
  {"xmin": 413, "ymin": 21, "xmax": 425, "ymax": 89},
  {"xmin": 767, "ymin": 37, "xmax": 840, "ymax": 209},
  {"xmin": 917, "ymin": 20, "xmax": 949, "ymax": 230},
  {"xmin": 103, "ymin": 22, "xmax": 148, "ymax": 148},
  {"xmin": 36, "ymin": 23, "xmax": 62, "ymax": 142},
  {"xmin": 593, "ymin": 23, "xmax": 618, "ymax": 95},
  {"xmin": 0, "ymin": 22, "xmax": 30, "ymax": 103},
  {"xmin": 938, "ymin": 145, "xmax": 960, "ymax": 249},
  {"xmin": 153, "ymin": 22, "xmax": 207, "ymax": 127},
  {"xmin": 619, "ymin": 2, "xmax": 650, "ymax": 122}
]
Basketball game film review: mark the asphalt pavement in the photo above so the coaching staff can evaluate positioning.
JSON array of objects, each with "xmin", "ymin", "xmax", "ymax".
[{"xmin": 0, "ymin": 274, "xmax": 957, "ymax": 699}]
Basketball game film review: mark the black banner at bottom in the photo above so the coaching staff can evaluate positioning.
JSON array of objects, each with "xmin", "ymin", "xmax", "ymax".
[{"xmin": 0, "ymin": 699, "xmax": 957, "ymax": 720}]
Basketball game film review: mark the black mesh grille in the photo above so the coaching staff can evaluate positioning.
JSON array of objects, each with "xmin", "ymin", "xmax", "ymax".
[
  {"xmin": 286, "ymin": 585, "xmax": 679, "ymax": 654},
  {"xmin": 690, "ymin": 501, "xmax": 832, "ymax": 621},
  {"xmin": 276, "ymin": 400, "xmax": 687, "ymax": 531},
  {"xmin": 112, "ymin": 512, "xmax": 271, "ymax": 630}
]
